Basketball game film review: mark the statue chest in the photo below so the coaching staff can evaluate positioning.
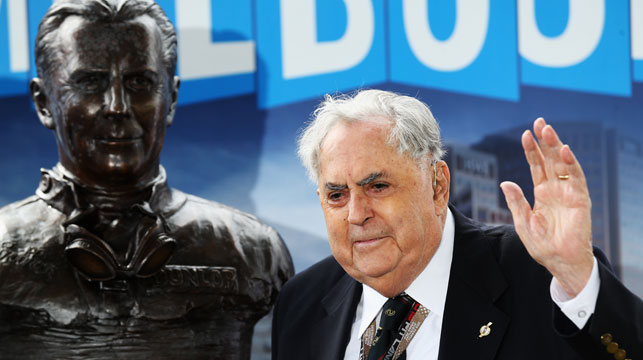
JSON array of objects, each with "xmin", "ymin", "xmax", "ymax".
[
  {"xmin": 0, "ymin": 262, "xmax": 267, "ymax": 359},
  {"xmin": 1, "ymin": 253, "xmax": 265, "ymax": 317}
]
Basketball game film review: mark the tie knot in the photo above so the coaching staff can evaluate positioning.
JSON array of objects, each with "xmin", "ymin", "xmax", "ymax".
[{"xmin": 379, "ymin": 294, "xmax": 414, "ymax": 330}]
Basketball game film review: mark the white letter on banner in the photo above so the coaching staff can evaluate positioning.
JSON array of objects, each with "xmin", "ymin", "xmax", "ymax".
[
  {"xmin": 518, "ymin": 0, "xmax": 604, "ymax": 67},
  {"xmin": 403, "ymin": 0, "xmax": 489, "ymax": 72},
  {"xmin": 632, "ymin": 0, "xmax": 643, "ymax": 61},
  {"xmin": 280, "ymin": 0, "xmax": 374, "ymax": 79},
  {"xmin": 8, "ymin": 0, "xmax": 28, "ymax": 72},
  {"xmin": 176, "ymin": 0, "xmax": 255, "ymax": 80}
]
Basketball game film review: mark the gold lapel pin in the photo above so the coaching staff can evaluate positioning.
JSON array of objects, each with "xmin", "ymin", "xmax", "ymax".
[{"xmin": 479, "ymin": 322, "xmax": 493, "ymax": 338}]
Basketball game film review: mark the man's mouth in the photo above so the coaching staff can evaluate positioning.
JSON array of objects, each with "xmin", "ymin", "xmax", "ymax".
[
  {"xmin": 352, "ymin": 236, "xmax": 389, "ymax": 249},
  {"xmin": 353, "ymin": 236, "xmax": 387, "ymax": 243}
]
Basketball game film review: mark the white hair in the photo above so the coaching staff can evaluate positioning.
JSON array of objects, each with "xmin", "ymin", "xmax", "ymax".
[{"xmin": 297, "ymin": 89, "xmax": 445, "ymax": 182}]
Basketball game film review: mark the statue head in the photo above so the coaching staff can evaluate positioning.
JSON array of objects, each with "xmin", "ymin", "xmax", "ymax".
[{"xmin": 30, "ymin": 0, "xmax": 180, "ymax": 189}]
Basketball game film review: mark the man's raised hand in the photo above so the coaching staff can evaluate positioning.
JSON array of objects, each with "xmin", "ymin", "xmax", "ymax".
[{"xmin": 500, "ymin": 117, "xmax": 594, "ymax": 298}]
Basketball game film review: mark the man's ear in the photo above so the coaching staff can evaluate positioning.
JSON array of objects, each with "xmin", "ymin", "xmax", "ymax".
[
  {"xmin": 432, "ymin": 160, "xmax": 450, "ymax": 213},
  {"xmin": 166, "ymin": 76, "xmax": 180, "ymax": 127},
  {"xmin": 30, "ymin": 78, "xmax": 54, "ymax": 129}
]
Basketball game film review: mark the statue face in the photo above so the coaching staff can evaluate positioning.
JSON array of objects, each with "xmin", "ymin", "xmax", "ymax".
[{"xmin": 38, "ymin": 15, "xmax": 177, "ymax": 188}]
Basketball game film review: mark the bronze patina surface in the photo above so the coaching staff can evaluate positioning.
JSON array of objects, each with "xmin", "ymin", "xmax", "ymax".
[{"xmin": 0, "ymin": 1, "xmax": 293, "ymax": 359}]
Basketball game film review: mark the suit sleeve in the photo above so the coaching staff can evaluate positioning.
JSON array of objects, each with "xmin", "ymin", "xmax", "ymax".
[
  {"xmin": 271, "ymin": 290, "xmax": 283, "ymax": 359},
  {"xmin": 553, "ymin": 251, "xmax": 643, "ymax": 360}
]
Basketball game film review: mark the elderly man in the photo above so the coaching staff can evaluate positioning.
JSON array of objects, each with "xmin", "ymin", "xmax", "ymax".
[
  {"xmin": 0, "ymin": 0, "xmax": 292, "ymax": 359},
  {"xmin": 272, "ymin": 89, "xmax": 642, "ymax": 359}
]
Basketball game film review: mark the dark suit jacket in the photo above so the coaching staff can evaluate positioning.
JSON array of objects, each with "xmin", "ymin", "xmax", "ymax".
[{"xmin": 272, "ymin": 207, "xmax": 642, "ymax": 359}]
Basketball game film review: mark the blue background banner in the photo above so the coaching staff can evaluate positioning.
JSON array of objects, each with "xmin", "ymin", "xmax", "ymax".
[
  {"xmin": 256, "ymin": 0, "xmax": 387, "ymax": 108},
  {"xmin": 520, "ymin": 0, "xmax": 632, "ymax": 96},
  {"xmin": 0, "ymin": 0, "xmax": 29, "ymax": 97},
  {"xmin": 389, "ymin": 0, "xmax": 519, "ymax": 100}
]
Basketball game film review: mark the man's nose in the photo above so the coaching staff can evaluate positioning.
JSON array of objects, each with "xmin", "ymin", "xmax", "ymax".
[
  {"xmin": 104, "ymin": 80, "xmax": 130, "ymax": 118},
  {"xmin": 347, "ymin": 192, "xmax": 373, "ymax": 225}
]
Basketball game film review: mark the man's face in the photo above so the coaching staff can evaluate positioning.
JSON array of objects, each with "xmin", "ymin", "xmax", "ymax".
[
  {"xmin": 317, "ymin": 120, "xmax": 449, "ymax": 297},
  {"xmin": 37, "ymin": 15, "xmax": 177, "ymax": 187}
]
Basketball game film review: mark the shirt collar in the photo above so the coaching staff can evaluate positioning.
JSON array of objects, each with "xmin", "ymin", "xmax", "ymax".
[{"xmin": 358, "ymin": 208, "xmax": 455, "ymax": 336}]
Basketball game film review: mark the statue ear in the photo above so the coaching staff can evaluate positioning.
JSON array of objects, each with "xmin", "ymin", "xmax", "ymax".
[
  {"xmin": 166, "ymin": 76, "xmax": 180, "ymax": 127},
  {"xmin": 30, "ymin": 78, "xmax": 54, "ymax": 129}
]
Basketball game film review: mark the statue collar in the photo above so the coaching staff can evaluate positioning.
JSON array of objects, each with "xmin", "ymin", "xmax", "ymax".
[
  {"xmin": 35, "ymin": 164, "xmax": 184, "ymax": 217},
  {"xmin": 34, "ymin": 164, "xmax": 183, "ymax": 282}
]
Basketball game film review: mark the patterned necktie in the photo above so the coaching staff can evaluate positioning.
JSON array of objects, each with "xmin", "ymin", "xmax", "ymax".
[{"xmin": 366, "ymin": 294, "xmax": 414, "ymax": 360}]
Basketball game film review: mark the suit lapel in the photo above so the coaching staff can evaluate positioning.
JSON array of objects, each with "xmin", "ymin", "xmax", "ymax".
[
  {"xmin": 311, "ymin": 271, "xmax": 362, "ymax": 360},
  {"xmin": 438, "ymin": 207, "xmax": 510, "ymax": 360}
]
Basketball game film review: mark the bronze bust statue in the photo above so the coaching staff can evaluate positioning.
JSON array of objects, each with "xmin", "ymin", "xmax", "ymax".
[{"xmin": 0, "ymin": 0, "xmax": 293, "ymax": 358}]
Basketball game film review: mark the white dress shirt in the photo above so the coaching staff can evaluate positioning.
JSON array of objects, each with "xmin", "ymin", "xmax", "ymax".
[{"xmin": 343, "ymin": 208, "xmax": 601, "ymax": 360}]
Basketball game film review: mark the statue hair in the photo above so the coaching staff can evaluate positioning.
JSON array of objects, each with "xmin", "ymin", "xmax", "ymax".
[{"xmin": 35, "ymin": 0, "xmax": 177, "ymax": 87}]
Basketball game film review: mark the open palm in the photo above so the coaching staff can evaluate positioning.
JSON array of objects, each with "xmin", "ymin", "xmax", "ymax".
[{"xmin": 500, "ymin": 118, "xmax": 594, "ymax": 297}]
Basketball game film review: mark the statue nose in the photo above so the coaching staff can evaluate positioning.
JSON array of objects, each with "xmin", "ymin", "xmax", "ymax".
[{"xmin": 104, "ymin": 81, "xmax": 130, "ymax": 118}]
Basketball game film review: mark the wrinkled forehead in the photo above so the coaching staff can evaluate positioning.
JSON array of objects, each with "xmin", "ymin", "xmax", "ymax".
[
  {"xmin": 53, "ymin": 14, "xmax": 164, "ymax": 71},
  {"xmin": 320, "ymin": 118, "xmax": 396, "ymax": 155}
]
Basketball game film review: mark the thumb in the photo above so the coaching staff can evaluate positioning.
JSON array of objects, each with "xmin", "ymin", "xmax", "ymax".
[{"xmin": 500, "ymin": 182, "xmax": 532, "ymax": 235}]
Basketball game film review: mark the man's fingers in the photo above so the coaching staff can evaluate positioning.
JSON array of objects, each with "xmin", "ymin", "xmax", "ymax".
[
  {"xmin": 539, "ymin": 124, "xmax": 566, "ymax": 178},
  {"xmin": 522, "ymin": 130, "xmax": 547, "ymax": 186},
  {"xmin": 542, "ymin": 124, "xmax": 565, "ymax": 149},
  {"xmin": 532, "ymin": 118, "xmax": 561, "ymax": 179},
  {"xmin": 500, "ymin": 181, "xmax": 532, "ymax": 237},
  {"xmin": 542, "ymin": 125, "xmax": 588, "ymax": 188},
  {"xmin": 533, "ymin": 117, "xmax": 546, "ymax": 139},
  {"xmin": 560, "ymin": 144, "xmax": 588, "ymax": 185}
]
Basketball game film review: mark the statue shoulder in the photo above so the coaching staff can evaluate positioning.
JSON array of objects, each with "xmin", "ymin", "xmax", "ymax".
[
  {"xmin": 1, "ymin": 195, "xmax": 46, "ymax": 219},
  {"xmin": 163, "ymin": 189, "xmax": 294, "ymax": 295},
  {"xmin": 167, "ymin": 189, "xmax": 283, "ymax": 245},
  {"xmin": 0, "ymin": 196, "xmax": 69, "ymax": 301},
  {"xmin": 0, "ymin": 196, "xmax": 65, "ymax": 247}
]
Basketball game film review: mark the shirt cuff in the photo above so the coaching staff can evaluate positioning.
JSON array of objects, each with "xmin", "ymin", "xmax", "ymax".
[{"xmin": 550, "ymin": 257, "xmax": 600, "ymax": 330}]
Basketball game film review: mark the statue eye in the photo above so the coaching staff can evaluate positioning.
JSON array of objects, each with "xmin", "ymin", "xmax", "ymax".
[
  {"xmin": 125, "ymin": 74, "xmax": 156, "ymax": 92},
  {"xmin": 75, "ymin": 74, "xmax": 106, "ymax": 92}
]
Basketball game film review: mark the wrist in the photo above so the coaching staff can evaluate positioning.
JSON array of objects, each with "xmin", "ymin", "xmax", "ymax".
[
  {"xmin": 550, "ymin": 257, "xmax": 600, "ymax": 329},
  {"xmin": 550, "ymin": 255, "xmax": 594, "ymax": 298}
]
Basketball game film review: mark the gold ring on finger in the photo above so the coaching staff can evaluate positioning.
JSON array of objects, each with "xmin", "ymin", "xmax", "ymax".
[{"xmin": 558, "ymin": 175, "xmax": 570, "ymax": 180}]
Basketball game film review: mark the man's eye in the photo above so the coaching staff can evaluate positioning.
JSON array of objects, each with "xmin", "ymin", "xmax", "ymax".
[
  {"xmin": 328, "ymin": 192, "xmax": 344, "ymax": 202},
  {"xmin": 371, "ymin": 183, "xmax": 389, "ymax": 191}
]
